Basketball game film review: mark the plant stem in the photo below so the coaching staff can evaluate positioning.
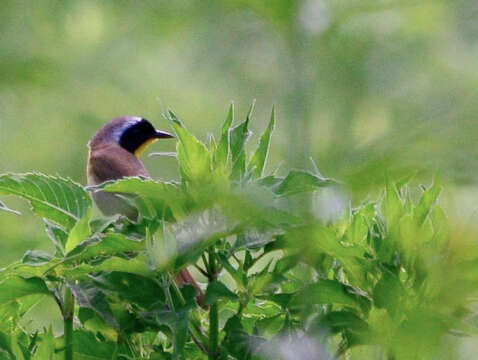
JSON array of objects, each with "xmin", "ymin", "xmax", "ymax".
[
  {"xmin": 63, "ymin": 285, "xmax": 74, "ymax": 360},
  {"xmin": 112, "ymin": 342, "xmax": 119, "ymax": 360},
  {"xmin": 209, "ymin": 302, "xmax": 218, "ymax": 360},
  {"xmin": 168, "ymin": 271, "xmax": 186, "ymax": 306},
  {"xmin": 194, "ymin": 263, "xmax": 209, "ymax": 278},
  {"xmin": 161, "ymin": 274, "xmax": 176, "ymax": 312},
  {"xmin": 160, "ymin": 273, "xmax": 209, "ymax": 356},
  {"xmin": 202, "ymin": 253, "xmax": 210, "ymax": 273},
  {"xmin": 208, "ymin": 247, "xmax": 218, "ymax": 360}
]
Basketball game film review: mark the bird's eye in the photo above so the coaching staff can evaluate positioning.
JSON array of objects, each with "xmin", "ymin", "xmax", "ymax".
[{"xmin": 119, "ymin": 119, "xmax": 156, "ymax": 154}]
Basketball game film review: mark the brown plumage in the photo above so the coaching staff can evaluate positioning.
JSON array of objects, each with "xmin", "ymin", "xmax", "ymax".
[
  {"xmin": 88, "ymin": 116, "xmax": 205, "ymax": 307},
  {"xmin": 88, "ymin": 144, "xmax": 149, "ymax": 218}
]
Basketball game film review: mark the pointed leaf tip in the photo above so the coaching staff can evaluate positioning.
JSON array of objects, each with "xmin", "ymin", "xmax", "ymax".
[
  {"xmin": 249, "ymin": 108, "xmax": 276, "ymax": 178},
  {"xmin": 223, "ymin": 103, "xmax": 234, "ymax": 132},
  {"xmin": 167, "ymin": 109, "xmax": 183, "ymax": 126},
  {"xmin": 65, "ymin": 209, "xmax": 92, "ymax": 253},
  {"xmin": 246, "ymin": 99, "xmax": 256, "ymax": 121},
  {"xmin": 414, "ymin": 178, "xmax": 442, "ymax": 225},
  {"xmin": 215, "ymin": 104, "xmax": 235, "ymax": 167},
  {"xmin": 275, "ymin": 170, "xmax": 333, "ymax": 196}
]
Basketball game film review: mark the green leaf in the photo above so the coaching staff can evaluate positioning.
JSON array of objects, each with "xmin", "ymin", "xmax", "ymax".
[
  {"xmin": 205, "ymin": 281, "xmax": 239, "ymax": 305},
  {"xmin": 0, "ymin": 173, "xmax": 91, "ymax": 230},
  {"xmin": 66, "ymin": 233, "xmax": 144, "ymax": 260},
  {"xmin": 243, "ymin": 250, "xmax": 253, "ymax": 271},
  {"xmin": 414, "ymin": 178, "xmax": 442, "ymax": 225},
  {"xmin": 315, "ymin": 310, "xmax": 370, "ymax": 340},
  {"xmin": 146, "ymin": 226, "xmax": 177, "ymax": 271},
  {"xmin": 78, "ymin": 308, "xmax": 117, "ymax": 342},
  {"xmin": 68, "ymin": 281, "xmax": 119, "ymax": 330},
  {"xmin": 102, "ymin": 177, "xmax": 186, "ymax": 220},
  {"xmin": 274, "ymin": 170, "xmax": 333, "ymax": 196},
  {"xmin": 258, "ymin": 175, "xmax": 282, "ymax": 190},
  {"xmin": 344, "ymin": 213, "xmax": 369, "ymax": 248},
  {"xmin": 170, "ymin": 113, "xmax": 212, "ymax": 182},
  {"xmin": 396, "ymin": 173, "xmax": 415, "ymax": 190},
  {"xmin": 97, "ymin": 255, "xmax": 154, "ymax": 276},
  {"xmin": 256, "ymin": 314, "xmax": 284, "ymax": 337},
  {"xmin": 0, "ymin": 331, "xmax": 14, "ymax": 358},
  {"xmin": 219, "ymin": 184, "xmax": 301, "ymax": 227},
  {"xmin": 208, "ymin": 133, "xmax": 217, "ymax": 153},
  {"xmin": 109, "ymin": 303, "xmax": 146, "ymax": 336},
  {"xmin": 172, "ymin": 311, "xmax": 189, "ymax": 360},
  {"xmin": 65, "ymin": 210, "xmax": 91, "ymax": 253},
  {"xmin": 273, "ymin": 255, "xmax": 300, "ymax": 274},
  {"xmin": 167, "ymin": 209, "xmax": 231, "ymax": 270},
  {"xmin": 119, "ymin": 194, "xmax": 158, "ymax": 221},
  {"xmin": 10, "ymin": 331, "xmax": 25, "ymax": 360},
  {"xmin": 0, "ymin": 277, "xmax": 49, "ymax": 305},
  {"xmin": 0, "ymin": 265, "xmax": 41, "ymax": 283},
  {"xmin": 257, "ymin": 293, "xmax": 294, "ymax": 309},
  {"xmin": 21, "ymin": 250, "xmax": 53, "ymax": 265},
  {"xmin": 217, "ymin": 253, "xmax": 246, "ymax": 290},
  {"xmin": 2, "ymin": 255, "xmax": 55, "ymax": 287},
  {"xmin": 215, "ymin": 103, "xmax": 234, "ymax": 167},
  {"xmin": 373, "ymin": 270, "xmax": 402, "ymax": 315},
  {"xmin": 44, "ymin": 220, "xmax": 68, "ymax": 254},
  {"xmin": 382, "ymin": 177, "xmax": 403, "ymax": 226},
  {"xmin": 285, "ymin": 225, "xmax": 364, "ymax": 259},
  {"xmin": 89, "ymin": 215, "xmax": 122, "ymax": 234},
  {"xmin": 248, "ymin": 106, "xmax": 275, "ymax": 178},
  {"xmin": 59, "ymin": 330, "xmax": 125, "ymax": 359},
  {"xmin": 32, "ymin": 327, "xmax": 55, "ymax": 360},
  {"xmin": 233, "ymin": 229, "xmax": 276, "ymax": 252},
  {"xmin": 231, "ymin": 152, "xmax": 246, "ymax": 180},
  {"xmin": 293, "ymin": 280, "xmax": 367, "ymax": 310},
  {"xmin": 63, "ymin": 255, "xmax": 154, "ymax": 280},
  {"xmin": 230, "ymin": 102, "xmax": 254, "ymax": 177},
  {"xmin": 249, "ymin": 259, "xmax": 276, "ymax": 295},
  {"xmin": 140, "ymin": 308, "xmax": 189, "ymax": 360},
  {"xmin": 242, "ymin": 300, "xmax": 282, "ymax": 318},
  {"xmin": 0, "ymin": 295, "xmax": 25, "ymax": 328},
  {"xmin": 222, "ymin": 315, "xmax": 254, "ymax": 359},
  {"xmin": 284, "ymin": 225, "xmax": 368, "ymax": 288},
  {"xmin": 91, "ymin": 272, "xmax": 165, "ymax": 308}
]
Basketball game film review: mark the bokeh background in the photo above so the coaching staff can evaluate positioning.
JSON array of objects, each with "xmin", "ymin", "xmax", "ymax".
[{"xmin": 1, "ymin": 0, "xmax": 478, "ymax": 269}]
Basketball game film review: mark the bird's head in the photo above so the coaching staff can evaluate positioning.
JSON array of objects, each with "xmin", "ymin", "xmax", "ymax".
[{"xmin": 89, "ymin": 116, "xmax": 174, "ymax": 156}]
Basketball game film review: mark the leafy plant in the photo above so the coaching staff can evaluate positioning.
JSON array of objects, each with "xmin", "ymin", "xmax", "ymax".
[{"xmin": 0, "ymin": 105, "xmax": 477, "ymax": 360}]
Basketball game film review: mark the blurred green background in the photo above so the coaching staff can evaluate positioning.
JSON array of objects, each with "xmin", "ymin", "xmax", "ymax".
[{"xmin": 1, "ymin": 0, "xmax": 478, "ymax": 265}]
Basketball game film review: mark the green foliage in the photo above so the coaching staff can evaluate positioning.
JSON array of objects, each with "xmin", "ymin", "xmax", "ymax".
[
  {"xmin": 248, "ymin": 107, "xmax": 275, "ymax": 179},
  {"xmin": 0, "ymin": 107, "xmax": 477, "ymax": 360},
  {"xmin": 0, "ymin": 173, "xmax": 91, "ymax": 231},
  {"xmin": 0, "ymin": 277, "xmax": 49, "ymax": 304}
]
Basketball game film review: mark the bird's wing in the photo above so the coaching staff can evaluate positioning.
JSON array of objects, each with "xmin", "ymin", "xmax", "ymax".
[{"xmin": 88, "ymin": 144, "xmax": 150, "ymax": 184}]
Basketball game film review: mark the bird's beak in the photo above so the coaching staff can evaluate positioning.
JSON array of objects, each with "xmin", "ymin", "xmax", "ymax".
[{"xmin": 154, "ymin": 130, "xmax": 175, "ymax": 139}]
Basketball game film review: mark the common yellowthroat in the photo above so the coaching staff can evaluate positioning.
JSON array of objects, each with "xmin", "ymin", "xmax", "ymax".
[{"xmin": 87, "ymin": 116, "xmax": 204, "ymax": 306}]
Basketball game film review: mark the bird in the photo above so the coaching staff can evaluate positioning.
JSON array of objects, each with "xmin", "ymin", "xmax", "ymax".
[{"xmin": 87, "ymin": 116, "xmax": 205, "ymax": 306}]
